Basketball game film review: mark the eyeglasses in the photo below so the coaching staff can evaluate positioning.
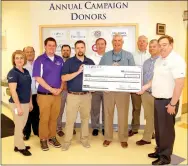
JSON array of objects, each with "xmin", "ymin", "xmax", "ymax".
[{"xmin": 112, "ymin": 52, "xmax": 122, "ymax": 63}]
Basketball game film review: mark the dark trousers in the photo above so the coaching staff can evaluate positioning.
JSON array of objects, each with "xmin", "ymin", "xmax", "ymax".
[
  {"xmin": 23, "ymin": 94, "xmax": 39, "ymax": 136},
  {"xmin": 91, "ymin": 91, "xmax": 104, "ymax": 130},
  {"xmin": 154, "ymin": 98, "xmax": 179, "ymax": 160}
]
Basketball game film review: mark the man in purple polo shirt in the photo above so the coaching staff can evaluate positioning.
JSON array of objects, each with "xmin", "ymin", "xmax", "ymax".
[{"xmin": 33, "ymin": 37, "xmax": 63, "ymax": 151}]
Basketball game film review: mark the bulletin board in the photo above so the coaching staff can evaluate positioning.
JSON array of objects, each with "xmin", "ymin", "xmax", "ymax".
[
  {"xmin": 39, "ymin": 23, "xmax": 141, "ymax": 125},
  {"xmin": 39, "ymin": 23, "xmax": 138, "ymax": 57}
]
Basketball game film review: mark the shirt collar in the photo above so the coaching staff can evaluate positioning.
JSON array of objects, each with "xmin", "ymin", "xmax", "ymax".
[
  {"xmin": 74, "ymin": 55, "xmax": 89, "ymax": 63},
  {"xmin": 95, "ymin": 52, "xmax": 104, "ymax": 57},
  {"xmin": 137, "ymin": 49, "xmax": 149, "ymax": 54},
  {"xmin": 150, "ymin": 55, "xmax": 160, "ymax": 60},
  {"xmin": 14, "ymin": 67, "xmax": 25, "ymax": 73},
  {"xmin": 43, "ymin": 52, "xmax": 57, "ymax": 60},
  {"xmin": 113, "ymin": 49, "xmax": 122, "ymax": 56},
  {"xmin": 26, "ymin": 60, "xmax": 34, "ymax": 65},
  {"xmin": 162, "ymin": 50, "xmax": 174, "ymax": 60}
]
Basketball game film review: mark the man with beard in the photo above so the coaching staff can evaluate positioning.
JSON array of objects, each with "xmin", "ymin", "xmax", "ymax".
[
  {"xmin": 56, "ymin": 45, "xmax": 76, "ymax": 137},
  {"xmin": 61, "ymin": 40, "xmax": 95, "ymax": 151}
]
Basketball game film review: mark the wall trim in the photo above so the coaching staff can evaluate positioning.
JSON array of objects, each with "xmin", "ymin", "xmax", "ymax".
[
  {"xmin": 182, "ymin": 103, "xmax": 188, "ymax": 114},
  {"xmin": 1, "ymin": 101, "xmax": 182, "ymax": 127}
]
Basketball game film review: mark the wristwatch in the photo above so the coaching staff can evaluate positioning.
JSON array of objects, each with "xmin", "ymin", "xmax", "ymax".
[{"xmin": 169, "ymin": 102, "xmax": 176, "ymax": 107}]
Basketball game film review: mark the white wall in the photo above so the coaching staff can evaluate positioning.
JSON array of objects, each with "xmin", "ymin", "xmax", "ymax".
[{"xmin": 2, "ymin": 1, "xmax": 187, "ymax": 124}]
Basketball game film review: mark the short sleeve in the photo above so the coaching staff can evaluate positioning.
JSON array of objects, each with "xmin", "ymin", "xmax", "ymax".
[
  {"xmin": 32, "ymin": 57, "xmax": 42, "ymax": 77},
  {"xmin": 171, "ymin": 57, "xmax": 186, "ymax": 79},
  {"xmin": 89, "ymin": 59, "xmax": 95, "ymax": 65},
  {"xmin": 128, "ymin": 52, "xmax": 135, "ymax": 66},
  {"xmin": 7, "ymin": 70, "xmax": 18, "ymax": 83},
  {"xmin": 61, "ymin": 60, "xmax": 70, "ymax": 75}
]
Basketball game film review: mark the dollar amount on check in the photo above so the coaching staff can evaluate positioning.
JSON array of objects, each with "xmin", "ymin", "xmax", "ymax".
[{"xmin": 82, "ymin": 65, "xmax": 142, "ymax": 92}]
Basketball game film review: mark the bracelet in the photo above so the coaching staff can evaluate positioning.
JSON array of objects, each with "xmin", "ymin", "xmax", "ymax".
[{"xmin": 169, "ymin": 102, "xmax": 176, "ymax": 107}]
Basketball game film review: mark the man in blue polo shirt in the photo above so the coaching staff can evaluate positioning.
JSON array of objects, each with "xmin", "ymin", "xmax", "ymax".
[
  {"xmin": 33, "ymin": 37, "xmax": 63, "ymax": 151},
  {"xmin": 61, "ymin": 40, "xmax": 95, "ymax": 151}
]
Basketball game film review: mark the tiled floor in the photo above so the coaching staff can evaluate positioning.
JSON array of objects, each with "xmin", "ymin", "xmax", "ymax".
[{"xmin": 1, "ymin": 105, "xmax": 188, "ymax": 164}]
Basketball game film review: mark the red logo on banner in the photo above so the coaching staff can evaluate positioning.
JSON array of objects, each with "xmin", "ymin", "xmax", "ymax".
[{"xmin": 92, "ymin": 44, "xmax": 97, "ymax": 52}]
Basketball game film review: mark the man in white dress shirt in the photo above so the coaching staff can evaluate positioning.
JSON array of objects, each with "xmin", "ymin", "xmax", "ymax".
[
  {"xmin": 129, "ymin": 35, "xmax": 151, "ymax": 137},
  {"xmin": 23, "ymin": 46, "xmax": 39, "ymax": 140},
  {"xmin": 90, "ymin": 38, "xmax": 106, "ymax": 136}
]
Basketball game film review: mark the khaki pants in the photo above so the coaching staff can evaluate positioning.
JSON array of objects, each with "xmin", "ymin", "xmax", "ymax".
[
  {"xmin": 64, "ymin": 93, "xmax": 92, "ymax": 143},
  {"xmin": 37, "ymin": 94, "xmax": 61, "ymax": 139},
  {"xmin": 131, "ymin": 93, "xmax": 142, "ymax": 132},
  {"xmin": 141, "ymin": 92, "xmax": 154, "ymax": 142},
  {"xmin": 10, "ymin": 103, "xmax": 29, "ymax": 149},
  {"xmin": 103, "ymin": 92, "xmax": 130, "ymax": 142}
]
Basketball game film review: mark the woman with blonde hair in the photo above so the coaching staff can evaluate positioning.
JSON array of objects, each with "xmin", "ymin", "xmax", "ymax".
[{"xmin": 7, "ymin": 50, "xmax": 33, "ymax": 156}]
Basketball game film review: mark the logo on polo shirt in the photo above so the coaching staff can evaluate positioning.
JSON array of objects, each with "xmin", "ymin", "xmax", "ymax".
[
  {"xmin": 55, "ymin": 61, "xmax": 62, "ymax": 66},
  {"xmin": 8, "ymin": 77, "xmax": 13, "ymax": 79}
]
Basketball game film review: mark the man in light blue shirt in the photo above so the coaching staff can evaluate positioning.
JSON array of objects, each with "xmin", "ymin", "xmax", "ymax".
[
  {"xmin": 23, "ymin": 46, "xmax": 39, "ymax": 140},
  {"xmin": 99, "ymin": 33, "xmax": 135, "ymax": 148}
]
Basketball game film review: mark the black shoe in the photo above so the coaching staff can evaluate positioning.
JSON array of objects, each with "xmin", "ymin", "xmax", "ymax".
[
  {"xmin": 92, "ymin": 129, "xmax": 99, "ymax": 136},
  {"xmin": 17, "ymin": 149, "xmax": 32, "ymax": 156},
  {"xmin": 152, "ymin": 133, "xmax": 155, "ymax": 139},
  {"xmin": 23, "ymin": 135, "xmax": 30, "ymax": 141},
  {"xmin": 57, "ymin": 130, "xmax": 64, "ymax": 137},
  {"xmin": 49, "ymin": 137, "xmax": 61, "ymax": 148},
  {"xmin": 73, "ymin": 129, "xmax": 76, "ymax": 135},
  {"xmin": 14, "ymin": 146, "xmax": 30, "ymax": 152},
  {"xmin": 40, "ymin": 140, "xmax": 49, "ymax": 151},
  {"xmin": 136, "ymin": 140, "xmax": 151, "ymax": 146},
  {"xmin": 148, "ymin": 152, "xmax": 159, "ymax": 158},
  {"xmin": 34, "ymin": 133, "xmax": 39, "ymax": 136},
  {"xmin": 152, "ymin": 157, "xmax": 171, "ymax": 165},
  {"xmin": 128, "ymin": 130, "xmax": 138, "ymax": 137},
  {"xmin": 102, "ymin": 129, "xmax": 105, "ymax": 136}
]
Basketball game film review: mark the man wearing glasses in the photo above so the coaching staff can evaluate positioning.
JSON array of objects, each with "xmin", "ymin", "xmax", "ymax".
[{"xmin": 99, "ymin": 33, "xmax": 135, "ymax": 148}]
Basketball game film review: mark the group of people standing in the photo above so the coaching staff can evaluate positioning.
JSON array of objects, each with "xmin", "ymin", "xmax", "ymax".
[{"xmin": 7, "ymin": 33, "xmax": 186, "ymax": 165}]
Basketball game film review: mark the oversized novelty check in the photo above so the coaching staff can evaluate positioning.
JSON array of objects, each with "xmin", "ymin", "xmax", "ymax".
[{"xmin": 82, "ymin": 65, "xmax": 142, "ymax": 92}]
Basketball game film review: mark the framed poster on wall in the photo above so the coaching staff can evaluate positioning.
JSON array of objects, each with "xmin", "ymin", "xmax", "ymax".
[{"xmin": 39, "ymin": 23, "xmax": 138, "ymax": 57}]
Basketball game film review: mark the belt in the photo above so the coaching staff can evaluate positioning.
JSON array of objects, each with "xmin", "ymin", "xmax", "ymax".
[
  {"xmin": 37, "ymin": 91, "xmax": 53, "ymax": 95},
  {"xmin": 68, "ymin": 91, "xmax": 89, "ymax": 95},
  {"xmin": 155, "ymin": 98, "xmax": 172, "ymax": 100}
]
